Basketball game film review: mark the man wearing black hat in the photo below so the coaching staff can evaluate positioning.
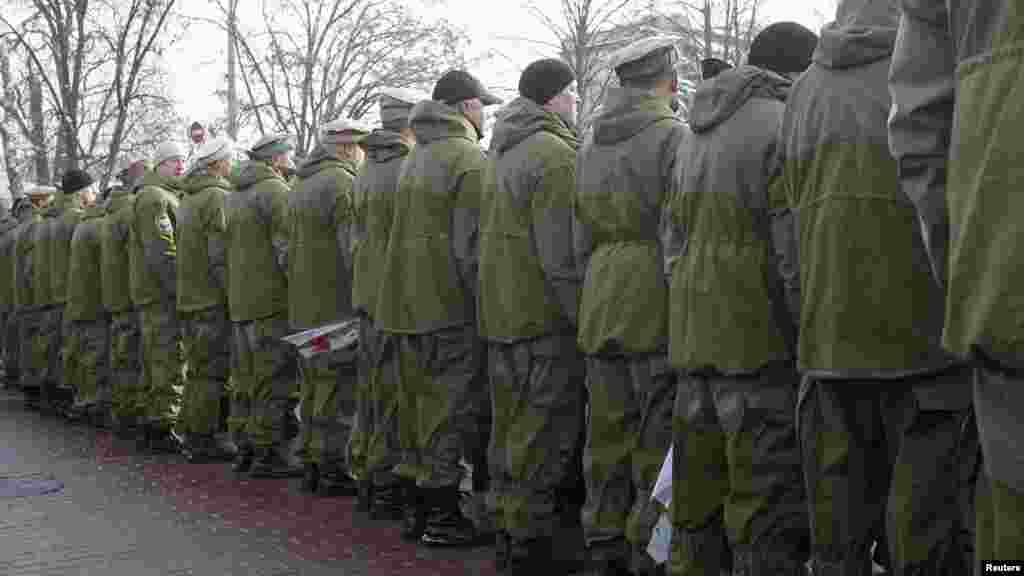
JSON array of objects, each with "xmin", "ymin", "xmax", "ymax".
[
  {"xmin": 477, "ymin": 58, "xmax": 585, "ymax": 573},
  {"xmin": 574, "ymin": 36, "xmax": 689, "ymax": 576},
  {"xmin": 374, "ymin": 69, "xmax": 501, "ymax": 548},
  {"xmin": 664, "ymin": 19, "xmax": 817, "ymax": 576}
]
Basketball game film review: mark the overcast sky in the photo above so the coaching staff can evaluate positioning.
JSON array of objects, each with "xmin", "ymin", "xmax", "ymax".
[{"xmin": 169, "ymin": 0, "xmax": 837, "ymax": 144}]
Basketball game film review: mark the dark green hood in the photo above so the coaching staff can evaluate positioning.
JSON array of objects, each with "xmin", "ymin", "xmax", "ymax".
[
  {"xmin": 183, "ymin": 173, "xmax": 232, "ymax": 195},
  {"xmin": 688, "ymin": 65, "xmax": 790, "ymax": 134},
  {"xmin": 295, "ymin": 146, "xmax": 358, "ymax": 179},
  {"xmin": 237, "ymin": 160, "xmax": 285, "ymax": 191},
  {"xmin": 141, "ymin": 170, "xmax": 183, "ymax": 193},
  {"xmin": 592, "ymin": 87, "xmax": 678, "ymax": 146},
  {"xmin": 409, "ymin": 100, "xmax": 480, "ymax": 145},
  {"xmin": 364, "ymin": 129, "xmax": 411, "ymax": 164},
  {"xmin": 814, "ymin": 0, "xmax": 899, "ymax": 70},
  {"xmin": 490, "ymin": 96, "xmax": 580, "ymax": 156}
]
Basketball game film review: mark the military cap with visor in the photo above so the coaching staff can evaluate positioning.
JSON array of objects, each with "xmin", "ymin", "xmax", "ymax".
[
  {"xmin": 320, "ymin": 118, "xmax": 372, "ymax": 145},
  {"xmin": 379, "ymin": 87, "xmax": 427, "ymax": 130},
  {"xmin": 249, "ymin": 133, "xmax": 294, "ymax": 160},
  {"xmin": 609, "ymin": 36, "xmax": 681, "ymax": 81},
  {"xmin": 432, "ymin": 70, "xmax": 503, "ymax": 106}
]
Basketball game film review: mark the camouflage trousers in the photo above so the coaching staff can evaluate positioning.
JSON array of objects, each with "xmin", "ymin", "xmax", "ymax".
[
  {"xmin": 109, "ymin": 309, "xmax": 142, "ymax": 421},
  {"xmin": 230, "ymin": 314, "xmax": 298, "ymax": 450},
  {"xmin": 582, "ymin": 352, "xmax": 675, "ymax": 567},
  {"xmin": 18, "ymin": 309, "xmax": 41, "ymax": 391},
  {"xmin": 972, "ymin": 359, "xmax": 1024, "ymax": 569},
  {"xmin": 798, "ymin": 367, "xmax": 974, "ymax": 576},
  {"xmin": 64, "ymin": 317, "xmax": 111, "ymax": 410},
  {"xmin": 180, "ymin": 306, "xmax": 230, "ymax": 437},
  {"xmin": 669, "ymin": 364, "xmax": 808, "ymax": 576},
  {"xmin": 138, "ymin": 300, "xmax": 185, "ymax": 429},
  {"xmin": 393, "ymin": 324, "xmax": 487, "ymax": 489},
  {"xmin": 485, "ymin": 330, "xmax": 585, "ymax": 542},
  {"xmin": 357, "ymin": 315, "xmax": 401, "ymax": 485},
  {"xmin": 298, "ymin": 347, "xmax": 356, "ymax": 470},
  {"xmin": 35, "ymin": 306, "xmax": 63, "ymax": 408},
  {"xmin": 5, "ymin": 309, "xmax": 20, "ymax": 384}
]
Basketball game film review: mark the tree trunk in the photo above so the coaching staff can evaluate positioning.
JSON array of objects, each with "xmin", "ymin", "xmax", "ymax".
[
  {"xmin": 0, "ymin": 43, "xmax": 23, "ymax": 198},
  {"xmin": 27, "ymin": 61, "xmax": 50, "ymax": 185},
  {"xmin": 703, "ymin": 0, "xmax": 713, "ymax": 59},
  {"xmin": 227, "ymin": 0, "xmax": 239, "ymax": 140}
]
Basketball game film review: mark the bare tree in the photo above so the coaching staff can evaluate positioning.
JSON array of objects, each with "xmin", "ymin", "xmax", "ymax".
[
  {"xmin": 523, "ymin": 0, "xmax": 641, "ymax": 130},
  {"xmin": 214, "ymin": 0, "xmax": 467, "ymax": 156},
  {"xmin": 0, "ymin": 40, "xmax": 26, "ymax": 195}
]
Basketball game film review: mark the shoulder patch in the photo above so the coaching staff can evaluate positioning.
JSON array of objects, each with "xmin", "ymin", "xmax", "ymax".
[{"xmin": 156, "ymin": 213, "xmax": 174, "ymax": 235}]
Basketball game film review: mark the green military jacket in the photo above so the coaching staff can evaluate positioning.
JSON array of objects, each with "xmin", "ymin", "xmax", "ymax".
[
  {"xmin": 575, "ymin": 87, "xmax": 688, "ymax": 355},
  {"xmin": 0, "ymin": 216, "xmax": 19, "ymax": 313},
  {"xmin": 13, "ymin": 209, "xmax": 40, "ymax": 312},
  {"xmin": 667, "ymin": 65, "xmax": 792, "ymax": 374},
  {"xmin": 101, "ymin": 190, "xmax": 136, "ymax": 313},
  {"xmin": 66, "ymin": 205, "xmax": 106, "ymax": 322},
  {"xmin": 288, "ymin": 148, "xmax": 359, "ymax": 329},
  {"xmin": 32, "ymin": 206, "xmax": 58, "ymax": 309},
  {"xmin": 226, "ymin": 160, "xmax": 290, "ymax": 322},
  {"xmin": 776, "ymin": 2, "xmax": 953, "ymax": 378},
  {"xmin": 889, "ymin": 0, "xmax": 1024, "ymax": 369},
  {"xmin": 479, "ymin": 97, "xmax": 581, "ymax": 343},
  {"xmin": 351, "ymin": 130, "xmax": 410, "ymax": 317},
  {"xmin": 374, "ymin": 100, "xmax": 486, "ymax": 334},
  {"xmin": 177, "ymin": 173, "xmax": 230, "ymax": 312},
  {"xmin": 130, "ymin": 171, "xmax": 180, "ymax": 307},
  {"xmin": 50, "ymin": 191, "xmax": 86, "ymax": 306}
]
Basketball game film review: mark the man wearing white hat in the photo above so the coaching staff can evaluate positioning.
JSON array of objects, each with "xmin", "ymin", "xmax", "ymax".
[
  {"xmin": 177, "ymin": 137, "xmax": 237, "ymax": 463},
  {"xmin": 226, "ymin": 133, "xmax": 300, "ymax": 478},
  {"xmin": 31, "ymin": 182, "xmax": 63, "ymax": 414},
  {"xmin": 130, "ymin": 141, "xmax": 186, "ymax": 453},
  {"xmin": 351, "ymin": 87, "xmax": 423, "ymax": 517},
  {"xmin": 572, "ymin": 36, "xmax": 689, "ymax": 575},
  {"xmin": 287, "ymin": 118, "xmax": 370, "ymax": 495}
]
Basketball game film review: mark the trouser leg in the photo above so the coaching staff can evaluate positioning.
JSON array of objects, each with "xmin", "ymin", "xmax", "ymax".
[
  {"xmin": 182, "ymin": 307, "xmax": 230, "ymax": 437},
  {"xmin": 139, "ymin": 300, "xmax": 184, "ymax": 430},
  {"xmin": 364, "ymin": 317, "xmax": 400, "ymax": 483},
  {"xmin": 110, "ymin": 310, "xmax": 142, "ymax": 423},
  {"xmin": 245, "ymin": 313, "xmax": 297, "ymax": 450}
]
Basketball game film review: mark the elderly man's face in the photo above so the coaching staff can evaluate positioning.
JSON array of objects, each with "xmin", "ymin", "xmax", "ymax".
[{"xmin": 158, "ymin": 157, "xmax": 185, "ymax": 178}]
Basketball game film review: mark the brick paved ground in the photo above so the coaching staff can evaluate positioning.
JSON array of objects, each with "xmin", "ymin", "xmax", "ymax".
[{"xmin": 0, "ymin": 391, "xmax": 496, "ymax": 575}]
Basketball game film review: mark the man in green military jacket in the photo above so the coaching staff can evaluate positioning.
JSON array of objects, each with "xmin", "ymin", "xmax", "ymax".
[
  {"xmin": 573, "ymin": 37, "xmax": 689, "ymax": 576},
  {"xmin": 104, "ymin": 158, "xmax": 147, "ymax": 436},
  {"xmin": 226, "ymin": 134, "xmax": 301, "ymax": 479},
  {"xmin": 478, "ymin": 59, "xmax": 585, "ymax": 573},
  {"xmin": 8, "ymin": 196, "xmax": 37, "ymax": 393},
  {"xmin": 889, "ymin": 0, "xmax": 1024, "ymax": 568},
  {"xmin": 131, "ymin": 142, "xmax": 186, "ymax": 452},
  {"xmin": 0, "ymin": 200, "xmax": 20, "ymax": 387},
  {"xmin": 32, "ymin": 183, "xmax": 61, "ymax": 414},
  {"xmin": 14, "ymin": 187, "xmax": 51, "ymax": 405},
  {"xmin": 287, "ymin": 118, "xmax": 369, "ymax": 495},
  {"xmin": 177, "ymin": 137, "xmax": 236, "ymax": 463},
  {"xmin": 351, "ymin": 87, "xmax": 422, "ymax": 518},
  {"xmin": 64, "ymin": 170, "xmax": 109, "ymax": 426},
  {"xmin": 375, "ymin": 70, "xmax": 501, "ymax": 547}
]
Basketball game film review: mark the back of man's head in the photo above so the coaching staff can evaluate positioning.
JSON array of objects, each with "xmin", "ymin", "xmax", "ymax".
[{"xmin": 748, "ymin": 22, "xmax": 818, "ymax": 77}]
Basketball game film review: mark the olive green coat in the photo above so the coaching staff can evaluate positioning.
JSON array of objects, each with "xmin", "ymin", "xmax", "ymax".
[
  {"xmin": 66, "ymin": 205, "xmax": 106, "ymax": 322},
  {"xmin": 287, "ymin": 148, "xmax": 359, "ymax": 329},
  {"xmin": 0, "ymin": 217, "xmax": 19, "ymax": 313},
  {"xmin": 51, "ymin": 191, "xmax": 86, "ymax": 305},
  {"xmin": 575, "ymin": 87, "xmax": 688, "ymax": 355},
  {"xmin": 374, "ymin": 100, "xmax": 486, "ymax": 334},
  {"xmin": 226, "ymin": 160, "xmax": 290, "ymax": 322},
  {"xmin": 101, "ymin": 192, "xmax": 136, "ymax": 313},
  {"xmin": 351, "ymin": 130, "xmax": 410, "ymax": 316},
  {"xmin": 130, "ymin": 171, "xmax": 180, "ymax": 306},
  {"xmin": 32, "ymin": 207, "xmax": 58, "ymax": 308},
  {"xmin": 13, "ymin": 211, "xmax": 40, "ymax": 312},
  {"xmin": 478, "ymin": 96, "xmax": 582, "ymax": 342},
  {"xmin": 177, "ymin": 173, "xmax": 230, "ymax": 312},
  {"xmin": 666, "ymin": 65, "xmax": 792, "ymax": 374}
]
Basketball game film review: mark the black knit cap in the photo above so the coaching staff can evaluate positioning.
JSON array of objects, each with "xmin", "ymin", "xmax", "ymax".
[
  {"xmin": 748, "ymin": 22, "xmax": 818, "ymax": 76},
  {"xmin": 432, "ymin": 70, "xmax": 502, "ymax": 106},
  {"xmin": 701, "ymin": 58, "xmax": 732, "ymax": 80},
  {"xmin": 519, "ymin": 59, "xmax": 575, "ymax": 106},
  {"xmin": 61, "ymin": 169, "xmax": 94, "ymax": 194}
]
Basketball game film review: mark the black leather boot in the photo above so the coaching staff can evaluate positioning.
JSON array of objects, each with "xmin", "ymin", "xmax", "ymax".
[
  {"xmin": 420, "ymin": 486, "xmax": 483, "ymax": 548},
  {"xmin": 400, "ymin": 479, "xmax": 426, "ymax": 541},
  {"xmin": 301, "ymin": 462, "xmax": 320, "ymax": 493}
]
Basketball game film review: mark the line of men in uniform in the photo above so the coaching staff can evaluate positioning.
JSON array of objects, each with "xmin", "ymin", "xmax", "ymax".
[{"xmin": 1, "ymin": 0, "xmax": 1021, "ymax": 575}]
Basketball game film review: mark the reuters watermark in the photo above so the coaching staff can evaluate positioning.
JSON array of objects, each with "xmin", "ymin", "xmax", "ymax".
[{"xmin": 984, "ymin": 561, "xmax": 1024, "ymax": 573}]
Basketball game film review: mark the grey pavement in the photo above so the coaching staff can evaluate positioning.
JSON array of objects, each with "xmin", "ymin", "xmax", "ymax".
[{"xmin": 0, "ymin": 391, "xmax": 495, "ymax": 575}]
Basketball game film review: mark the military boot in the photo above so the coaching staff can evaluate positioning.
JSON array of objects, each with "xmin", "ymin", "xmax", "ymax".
[
  {"xmin": 300, "ymin": 463, "xmax": 320, "ymax": 493},
  {"xmin": 420, "ymin": 486, "xmax": 487, "ymax": 547},
  {"xmin": 208, "ymin": 432, "xmax": 238, "ymax": 461},
  {"xmin": 317, "ymin": 462, "xmax": 358, "ymax": 497},
  {"xmin": 249, "ymin": 446, "xmax": 303, "ymax": 479},
  {"xmin": 113, "ymin": 414, "xmax": 138, "ymax": 439},
  {"xmin": 136, "ymin": 422, "xmax": 152, "ymax": 451},
  {"xmin": 583, "ymin": 539, "xmax": 631, "ymax": 576},
  {"xmin": 148, "ymin": 426, "xmax": 183, "ymax": 454},
  {"xmin": 400, "ymin": 479, "xmax": 427, "ymax": 541},
  {"xmin": 371, "ymin": 481, "xmax": 405, "ymax": 521},
  {"xmin": 357, "ymin": 476, "xmax": 374, "ymax": 513},
  {"xmin": 233, "ymin": 444, "xmax": 255, "ymax": 475}
]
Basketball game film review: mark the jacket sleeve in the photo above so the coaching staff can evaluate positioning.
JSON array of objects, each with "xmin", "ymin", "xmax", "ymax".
[
  {"xmin": 333, "ymin": 173, "xmax": 355, "ymax": 274},
  {"xmin": 532, "ymin": 161, "xmax": 581, "ymax": 326},
  {"xmin": 888, "ymin": 0, "xmax": 956, "ymax": 289},
  {"xmin": 661, "ymin": 144, "xmax": 688, "ymax": 281},
  {"xmin": 204, "ymin": 190, "xmax": 229, "ymax": 295},
  {"xmin": 453, "ymin": 167, "xmax": 483, "ymax": 308},
  {"xmin": 267, "ymin": 185, "xmax": 290, "ymax": 277},
  {"xmin": 768, "ymin": 122, "xmax": 800, "ymax": 329},
  {"xmin": 139, "ymin": 196, "xmax": 178, "ymax": 298},
  {"xmin": 349, "ymin": 176, "xmax": 367, "ymax": 270},
  {"xmin": 572, "ymin": 152, "xmax": 595, "ymax": 271}
]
